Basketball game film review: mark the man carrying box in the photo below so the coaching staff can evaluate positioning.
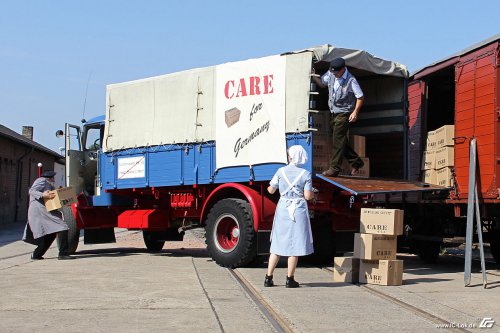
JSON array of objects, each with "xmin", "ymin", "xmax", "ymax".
[{"xmin": 25, "ymin": 171, "xmax": 74, "ymax": 260}]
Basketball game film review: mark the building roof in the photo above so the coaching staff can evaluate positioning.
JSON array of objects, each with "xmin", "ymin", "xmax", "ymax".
[{"xmin": 0, "ymin": 124, "xmax": 62, "ymax": 158}]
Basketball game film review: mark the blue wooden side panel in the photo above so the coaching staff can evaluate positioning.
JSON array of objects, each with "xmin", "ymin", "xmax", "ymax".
[{"xmin": 100, "ymin": 133, "xmax": 312, "ymax": 191}]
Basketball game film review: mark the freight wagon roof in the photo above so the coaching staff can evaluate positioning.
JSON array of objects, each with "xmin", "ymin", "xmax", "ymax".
[
  {"xmin": 412, "ymin": 33, "xmax": 500, "ymax": 79},
  {"xmin": 285, "ymin": 44, "xmax": 409, "ymax": 78}
]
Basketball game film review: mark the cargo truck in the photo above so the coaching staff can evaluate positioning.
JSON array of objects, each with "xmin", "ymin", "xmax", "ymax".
[{"xmin": 59, "ymin": 38, "xmax": 500, "ymax": 268}]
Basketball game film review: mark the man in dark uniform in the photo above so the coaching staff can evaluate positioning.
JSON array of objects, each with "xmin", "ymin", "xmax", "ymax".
[
  {"xmin": 27, "ymin": 171, "xmax": 74, "ymax": 260},
  {"xmin": 312, "ymin": 57, "xmax": 365, "ymax": 176}
]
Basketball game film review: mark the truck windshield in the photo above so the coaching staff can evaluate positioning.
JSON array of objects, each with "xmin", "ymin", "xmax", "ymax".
[{"xmin": 84, "ymin": 126, "xmax": 103, "ymax": 151}]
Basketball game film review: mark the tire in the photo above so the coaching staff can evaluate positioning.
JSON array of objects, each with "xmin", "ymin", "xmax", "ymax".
[
  {"xmin": 143, "ymin": 231, "xmax": 166, "ymax": 252},
  {"xmin": 59, "ymin": 206, "xmax": 80, "ymax": 254},
  {"xmin": 416, "ymin": 240, "xmax": 441, "ymax": 264},
  {"xmin": 490, "ymin": 234, "xmax": 500, "ymax": 265},
  {"xmin": 205, "ymin": 198, "xmax": 257, "ymax": 268},
  {"xmin": 305, "ymin": 218, "xmax": 335, "ymax": 264}
]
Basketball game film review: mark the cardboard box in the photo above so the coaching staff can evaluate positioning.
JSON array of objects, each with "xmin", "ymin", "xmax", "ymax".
[
  {"xmin": 350, "ymin": 135, "xmax": 366, "ymax": 157},
  {"xmin": 360, "ymin": 208, "xmax": 404, "ymax": 236},
  {"xmin": 340, "ymin": 157, "xmax": 370, "ymax": 178},
  {"xmin": 421, "ymin": 150, "xmax": 435, "ymax": 170},
  {"xmin": 312, "ymin": 136, "xmax": 331, "ymax": 156},
  {"xmin": 423, "ymin": 169, "xmax": 437, "ymax": 185},
  {"xmin": 311, "ymin": 111, "xmax": 331, "ymax": 137},
  {"xmin": 354, "ymin": 233, "xmax": 397, "ymax": 260},
  {"xmin": 359, "ymin": 259, "xmax": 403, "ymax": 286},
  {"xmin": 44, "ymin": 186, "xmax": 77, "ymax": 212},
  {"xmin": 426, "ymin": 130, "xmax": 437, "ymax": 151},
  {"xmin": 333, "ymin": 256, "xmax": 360, "ymax": 283},
  {"xmin": 436, "ymin": 167, "xmax": 453, "ymax": 187},
  {"xmin": 435, "ymin": 146, "xmax": 454, "ymax": 168},
  {"xmin": 435, "ymin": 125, "xmax": 454, "ymax": 148}
]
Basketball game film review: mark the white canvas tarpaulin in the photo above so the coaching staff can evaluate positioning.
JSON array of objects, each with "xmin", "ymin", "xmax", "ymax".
[
  {"xmin": 104, "ymin": 67, "xmax": 215, "ymax": 151},
  {"xmin": 103, "ymin": 44, "xmax": 408, "ymax": 166},
  {"xmin": 215, "ymin": 55, "xmax": 287, "ymax": 169},
  {"xmin": 287, "ymin": 44, "xmax": 409, "ymax": 78}
]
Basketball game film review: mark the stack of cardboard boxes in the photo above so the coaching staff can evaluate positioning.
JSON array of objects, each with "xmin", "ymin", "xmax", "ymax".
[
  {"xmin": 310, "ymin": 111, "xmax": 370, "ymax": 178},
  {"xmin": 333, "ymin": 208, "xmax": 404, "ymax": 286},
  {"xmin": 422, "ymin": 125, "xmax": 454, "ymax": 187},
  {"xmin": 311, "ymin": 112, "xmax": 332, "ymax": 175}
]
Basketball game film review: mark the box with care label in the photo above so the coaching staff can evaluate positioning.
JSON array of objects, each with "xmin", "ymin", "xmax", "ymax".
[
  {"xmin": 359, "ymin": 259, "xmax": 403, "ymax": 286},
  {"xmin": 421, "ymin": 150, "xmax": 436, "ymax": 170},
  {"xmin": 435, "ymin": 125, "xmax": 454, "ymax": 148},
  {"xmin": 426, "ymin": 130, "xmax": 437, "ymax": 151},
  {"xmin": 44, "ymin": 186, "xmax": 77, "ymax": 212},
  {"xmin": 359, "ymin": 208, "xmax": 404, "ymax": 235},
  {"xmin": 333, "ymin": 256, "xmax": 360, "ymax": 283},
  {"xmin": 353, "ymin": 233, "xmax": 397, "ymax": 260},
  {"xmin": 436, "ymin": 167, "xmax": 453, "ymax": 187},
  {"xmin": 435, "ymin": 146, "xmax": 454, "ymax": 168},
  {"xmin": 423, "ymin": 169, "xmax": 437, "ymax": 185}
]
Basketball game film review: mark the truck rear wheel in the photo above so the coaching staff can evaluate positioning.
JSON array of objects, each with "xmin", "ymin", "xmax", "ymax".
[
  {"xmin": 205, "ymin": 198, "xmax": 257, "ymax": 268},
  {"xmin": 416, "ymin": 240, "xmax": 441, "ymax": 263},
  {"xmin": 143, "ymin": 231, "xmax": 166, "ymax": 252},
  {"xmin": 59, "ymin": 206, "xmax": 80, "ymax": 254},
  {"xmin": 490, "ymin": 234, "xmax": 500, "ymax": 265}
]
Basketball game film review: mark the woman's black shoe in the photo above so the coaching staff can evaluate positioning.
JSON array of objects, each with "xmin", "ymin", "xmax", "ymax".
[
  {"xmin": 286, "ymin": 276, "xmax": 299, "ymax": 288},
  {"xmin": 264, "ymin": 274, "xmax": 274, "ymax": 287}
]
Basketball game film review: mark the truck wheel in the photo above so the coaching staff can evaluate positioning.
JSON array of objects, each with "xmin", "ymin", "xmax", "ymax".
[
  {"xmin": 306, "ymin": 218, "xmax": 335, "ymax": 264},
  {"xmin": 205, "ymin": 198, "xmax": 257, "ymax": 268},
  {"xmin": 490, "ymin": 235, "xmax": 500, "ymax": 265},
  {"xmin": 59, "ymin": 206, "xmax": 80, "ymax": 254},
  {"xmin": 416, "ymin": 240, "xmax": 441, "ymax": 263},
  {"xmin": 143, "ymin": 231, "xmax": 165, "ymax": 252}
]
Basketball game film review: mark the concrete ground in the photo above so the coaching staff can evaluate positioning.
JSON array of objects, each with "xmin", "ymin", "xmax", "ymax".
[{"xmin": 1, "ymin": 222, "xmax": 499, "ymax": 333}]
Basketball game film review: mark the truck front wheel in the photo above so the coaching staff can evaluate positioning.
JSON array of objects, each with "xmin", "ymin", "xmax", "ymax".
[
  {"xmin": 59, "ymin": 206, "xmax": 80, "ymax": 254},
  {"xmin": 205, "ymin": 198, "xmax": 257, "ymax": 268}
]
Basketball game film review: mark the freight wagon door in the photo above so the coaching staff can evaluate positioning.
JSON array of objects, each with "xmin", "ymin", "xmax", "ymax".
[
  {"xmin": 407, "ymin": 80, "xmax": 426, "ymax": 181},
  {"xmin": 454, "ymin": 42, "xmax": 499, "ymax": 199}
]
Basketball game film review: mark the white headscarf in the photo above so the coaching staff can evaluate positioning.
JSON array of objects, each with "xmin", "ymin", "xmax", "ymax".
[{"xmin": 288, "ymin": 145, "xmax": 308, "ymax": 166}]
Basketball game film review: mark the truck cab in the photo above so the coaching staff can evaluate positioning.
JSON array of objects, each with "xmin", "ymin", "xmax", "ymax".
[{"xmin": 64, "ymin": 115, "xmax": 105, "ymax": 196}]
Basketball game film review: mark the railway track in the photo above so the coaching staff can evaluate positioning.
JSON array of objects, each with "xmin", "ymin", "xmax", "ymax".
[{"xmin": 226, "ymin": 256, "xmax": 499, "ymax": 333}]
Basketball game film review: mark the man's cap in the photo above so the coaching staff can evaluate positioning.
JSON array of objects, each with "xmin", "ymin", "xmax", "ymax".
[
  {"xmin": 41, "ymin": 171, "xmax": 56, "ymax": 178},
  {"xmin": 330, "ymin": 58, "xmax": 346, "ymax": 72}
]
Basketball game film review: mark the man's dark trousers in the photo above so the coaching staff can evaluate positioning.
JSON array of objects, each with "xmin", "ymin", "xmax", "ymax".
[
  {"xmin": 329, "ymin": 112, "xmax": 364, "ymax": 172},
  {"xmin": 32, "ymin": 230, "xmax": 69, "ymax": 258}
]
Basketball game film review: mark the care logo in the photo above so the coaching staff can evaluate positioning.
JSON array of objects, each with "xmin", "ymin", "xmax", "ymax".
[{"xmin": 479, "ymin": 317, "xmax": 495, "ymax": 329}]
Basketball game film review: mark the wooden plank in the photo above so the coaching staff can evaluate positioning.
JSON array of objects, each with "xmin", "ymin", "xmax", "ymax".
[{"xmin": 316, "ymin": 175, "xmax": 446, "ymax": 195}]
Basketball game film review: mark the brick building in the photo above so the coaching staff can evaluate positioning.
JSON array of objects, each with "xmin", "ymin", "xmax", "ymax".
[{"xmin": 0, "ymin": 124, "xmax": 63, "ymax": 225}]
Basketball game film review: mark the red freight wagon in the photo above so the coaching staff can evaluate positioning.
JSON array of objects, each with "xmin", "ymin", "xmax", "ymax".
[
  {"xmin": 403, "ymin": 34, "xmax": 500, "ymax": 262},
  {"xmin": 409, "ymin": 35, "xmax": 500, "ymax": 199}
]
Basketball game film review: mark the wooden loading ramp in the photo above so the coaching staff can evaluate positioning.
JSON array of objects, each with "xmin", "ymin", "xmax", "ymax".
[{"xmin": 316, "ymin": 174, "xmax": 448, "ymax": 196}]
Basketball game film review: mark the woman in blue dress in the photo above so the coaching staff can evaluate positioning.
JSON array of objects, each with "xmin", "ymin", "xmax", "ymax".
[{"xmin": 265, "ymin": 145, "xmax": 314, "ymax": 288}]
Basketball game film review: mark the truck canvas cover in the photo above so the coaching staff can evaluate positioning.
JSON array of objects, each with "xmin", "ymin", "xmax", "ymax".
[{"xmin": 103, "ymin": 45, "xmax": 408, "ymax": 169}]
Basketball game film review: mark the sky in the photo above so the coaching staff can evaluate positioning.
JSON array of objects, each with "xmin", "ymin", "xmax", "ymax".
[{"xmin": 0, "ymin": 0, "xmax": 498, "ymax": 153}]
